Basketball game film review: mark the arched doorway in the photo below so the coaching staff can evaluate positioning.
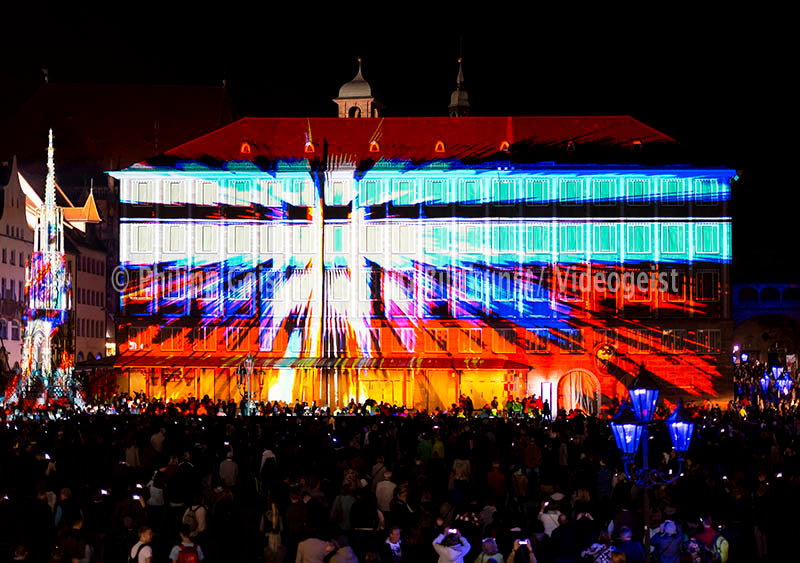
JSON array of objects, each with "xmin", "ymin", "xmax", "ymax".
[{"xmin": 557, "ymin": 369, "xmax": 601, "ymax": 415}]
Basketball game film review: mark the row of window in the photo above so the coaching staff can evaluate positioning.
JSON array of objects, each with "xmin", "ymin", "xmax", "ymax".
[
  {"xmin": 77, "ymin": 318, "xmax": 104, "ymax": 339},
  {"xmin": 127, "ymin": 325, "xmax": 722, "ymax": 355},
  {"xmin": 78, "ymin": 255, "xmax": 105, "ymax": 276},
  {"xmin": 4, "ymin": 225, "xmax": 24, "ymax": 239},
  {"xmin": 78, "ymin": 288, "xmax": 104, "ymax": 307},
  {"xmin": 125, "ymin": 267, "xmax": 721, "ymax": 305},
  {"xmin": 1, "ymin": 249, "xmax": 28, "ymax": 267},
  {"xmin": 126, "ymin": 221, "xmax": 728, "ymax": 258},
  {"xmin": 126, "ymin": 176, "xmax": 726, "ymax": 207},
  {"xmin": 0, "ymin": 278, "xmax": 24, "ymax": 302},
  {"xmin": 0, "ymin": 320, "xmax": 21, "ymax": 341}
]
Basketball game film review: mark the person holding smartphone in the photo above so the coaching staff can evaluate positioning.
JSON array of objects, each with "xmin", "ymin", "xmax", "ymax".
[
  {"xmin": 433, "ymin": 528, "xmax": 471, "ymax": 563},
  {"xmin": 507, "ymin": 539, "xmax": 537, "ymax": 563}
]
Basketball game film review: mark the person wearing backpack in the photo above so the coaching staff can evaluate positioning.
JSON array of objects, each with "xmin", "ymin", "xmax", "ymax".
[
  {"xmin": 170, "ymin": 524, "xmax": 205, "ymax": 562},
  {"xmin": 182, "ymin": 494, "xmax": 208, "ymax": 543},
  {"xmin": 129, "ymin": 526, "xmax": 153, "ymax": 563}
]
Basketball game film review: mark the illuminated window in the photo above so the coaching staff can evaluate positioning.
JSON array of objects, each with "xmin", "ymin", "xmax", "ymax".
[
  {"xmin": 304, "ymin": 141, "xmax": 315, "ymax": 153},
  {"xmin": 493, "ymin": 269, "xmax": 516, "ymax": 302},
  {"xmin": 327, "ymin": 268, "xmax": 350, "ymax": 302},
  {"xmin": 225, "ymin": 327, "xmax": 249, "ymax": 351},
  {"xmin": 260, "ymin": 225, "xmax": 280, "ymax": 253},
  {"xmin": 459, "ymin": 224, "xmax": 484, "ymax": 254},
  {"xmin": 560, "ymin": 178, "xmax": 583, "ymax": 205},
  {"xmin": 328, "ymin": 180, "xmax": 347, "ymax": 205},
  {"xmin": 492, "ymin": 224, "xmax": 517, "ymax": 253},
  {"xmin": 594, "ymin": 328, "xmax": 617, "ymax": 347},
  {"xmin": 434, "ymin": 140, "xmax": 445, "ymax": 153},
  {"xmin": 230, "ymin": 180, "xmax": 250, "ymax": 206},
  {"xmin": 325, "ymin": 225, "xmax": 348, "ymax": 253},
  {"xmin": 526, "ymin": 178, "xmax": 548, "ymax": 205},
  {"xmin": 130, "ymin": 225, "xmax": 153, "ymax": 253},
  {"xmin": 358, "ymin": 267, "xmax": 380, "ymax": 303},
  {"xmin": 696, "ymin": 329, "xmax": 721, "ymax": 353},
  {"xmin": 626, "ymin": 224, "xmax": 651, "ymax": 254},
  {"xmin": 661, "ymin": 224, "xmax": 685, "ymax": 254},
  {"xmin": 194, "ymin": 326, "xmax": 217, "ymax": 351},
  {"xmin": 592, "ymin": 179, "xmax": 616, "ymax": 205},
  {"xmin": 395, "ymin": 328, "xmax": 416, "ymax": 352},
  {"xmin": 592, "ymin": 224, "xmax": 617, "ymax": 253},
  {"xmin": 460, "ymin": 269, "xmax": 483, "ymax": 302},
  {"xmin": 426, "ymin": 179, "xmax": 447, "ymax": 204},
  {"xmin": 661, "ymin": 329, "xmax": 687, "ymax": 353},
  {"xmin": 133, "ymin": 181, "xmax": 152, "ymax": 203},
  {"xmin": 128, "ymin": 326, "xmax": 152, "ymax": 350},
  {"xmin": 228, "ymin": 225, "xmax": 251, "ymax": 254},
  {"xmin": 695, "ymin": 224, "xmax": 719, "ymax": 254},
  {"xmin": 425, "ymin": 328, "xmax": 448, "ymax": 352},
  {"xmin": 361, "ymin": 225, "xmax": 383, "ymax": 253},
  {"xmin": 628, "ymin": 329, "xmax": 650, "ymax": 353},
  {"xmin": 197, "ymin": 181, "xmax": 216, "ymax": 206},
  {"xmin": 11, "ymin": 321, "xmax": 19, "ymax": 341},
  {"xmin": 493, "ymin": 329, "xmax": 517, "ymax": 353},
  {"xmin": 240, "ymin": 142, "xmax": 251, "ymax": 154},
  {"xmin": 663, "ymin": 272, "xmax": 686, "ymax": 303},
  {"xmin": 191, "ymin": 269, "xmax": 219, "ymax": 300},
  {"xmin": 160, "ymin": 327, "xmax": 184, "ymax": 352},
  {"xmin": 360, "ymin": 179, "xmax": 382, "ymax": 205},
  {"xmin": 164, "ymin": 225, "xmax": 186, "ymax": 253},
  {"xmin": 461, "ymin": 329, "xmax": 484, "ymax": 353},
  {"xmin": 388, "ymin": 270, "xmax": 413, "ymax": 303},
  {"xmin": 293, "ymin": 225, "xmax": 312, "ymax": 253},
  {"xmin": 695, "ymin": 178, "xmax": 718, "ymax": 205},
  {"xmin": 165, "ymin": 181, "xmax": 184, "ymax": 204},
  {"xmin": 457, "ymin": 179, "xmax": 480, "ymax": 204},
  {"xmin": 494, "ymin": 179, "xmax": 517, "ymax": 203},
  {"xmin": 259, "ymin": 180, "xmax": 282, "ymax": 207},
  {"xmin": 127, "ymin": 268, "xmax": 154, "ymax": 300},
  {"xmin": 291, "ymin": 179, "xmax": 315, "ymax": 206},
  {"xmin": 392, "ymin": 224, "xmax": 416, "ymax": 253},
  {"xmin": 369, "ymin": 140, "xmax": 380, "ymax": 152},
  {"xmin": 525, "ymin": 329, "xmax": 549, "ymax": 353},
  {"xmin": 227, "ymin": 269, "xmax": 253, "ymax": 300},
  {"xmin": 626, "ymin": 178, "xmax": 649, "ymax": 204},
  {"xmin": 162, "ymin": 267, "xmax": 185, "ymax": 299},
  {"xmin": 559, "ymin": 224, "xmax": 584, "ymax": 253},
  {"xmin": 661, "ymin": 178, "xmax": 683, "ymax": 204},
  {"xmin": 525, "ymin": 225, "xmax": 550, "ymax": 253},
  {"xmin": 259, "ymin": 327, "xmax": 280, "ymax": 351},
  {"xmin": 393, "ymin": 179, "xmax": 414, "ymax": 205},
  {"xmin": 695, "ymin": 270, "xmax": 719, "ymax": 301},
  {"xmin": 425, "ymin": 225, "xmax": 449, "ymax": 254}
]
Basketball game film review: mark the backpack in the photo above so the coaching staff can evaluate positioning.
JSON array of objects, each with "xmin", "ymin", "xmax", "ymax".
[
  {"xmin": 182, "ymin": 506, "xmax": 202, "ymax": 536},
  {"xmin": 177, "ymin": 543, "xmax": 200, "ymax": 563},
  {"xmin": 129, "ymin": 543, "xmax": 148, "ymax": 563}
]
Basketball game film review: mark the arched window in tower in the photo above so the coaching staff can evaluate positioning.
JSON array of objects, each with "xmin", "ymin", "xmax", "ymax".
[
  {"xmin": 349, "ymin": 106, "xmax": 362, "ymax": 118},
  {"xmin": 240, "ymin": 142, "xmax": 252, "ymax": 154},
  {"xmin": 632, "ymin": 139, "xmax": 643, "ymax": 152},
  {"xmin": 304, "ymin": 141, "xmax": 316, "ymax": 154},
  {"xmin": 566, "ymin": 141, "xmax": 576, "ymax": 153},
  {"xmin": 369, "ymin": 140, "xmax": 380, "ymax": 153},
  {"xmin": 434, "ymin": 140, "xmax": 446, "ymax": 153},
  {"xmin": 499, "ymin": 140, "xmax": 510, "ymax": 152}
]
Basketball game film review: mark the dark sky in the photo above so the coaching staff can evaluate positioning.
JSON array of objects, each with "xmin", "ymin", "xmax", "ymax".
[{"xmin": 0, "ymin": 5, "xmax": 791, "ymax": 279}]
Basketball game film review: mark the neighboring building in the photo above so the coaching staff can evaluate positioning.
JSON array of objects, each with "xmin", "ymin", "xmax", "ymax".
[
  {"xmin": 0, "ymin": 82, "xmax": 237, "ymax": 365},
  {"xmin": 733, "ymin": 282, "xmax": 800, "ymax": 368},
  {"xmin": 0, "ymin": 158, "xmax": 32, "ymax": 371},
  {"xmin": 110, "ymin": 66, "xmax": 734, "ymax": 411}
]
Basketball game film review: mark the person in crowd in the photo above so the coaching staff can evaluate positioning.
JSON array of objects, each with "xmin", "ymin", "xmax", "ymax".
[
  {"xmin": 613, "ymin": 526, "xmax": 644, "ymax": 563},
  {"xmin": 474, "ymin": 537, "xmax": 504, "ymax": 563},
  {"xmin": 650, "ymin": 520, "xmax": 681, "ymax": 563},
  {"xmin": 129, "ymin": 526, "xmax": 153, "ymax": 563},
  {"xmin": 379, "ymin": 526, "xmax": 403, "ymax": 563},
  {"xmin": 169, "ymin": 524, "xmax": 204, "ymax": 562},
  {"xmin": 507, "ymin": 538, "xmax": 537, "ymax": 563},
  {"xmin": 433, "ymin": 528, "xmax": 471, "ymax": 563}
]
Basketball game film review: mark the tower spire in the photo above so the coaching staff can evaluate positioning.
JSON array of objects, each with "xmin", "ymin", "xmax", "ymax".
[
  {"xmin": 449, "ymin": 57, "xmax": 470, "ymax": 117},
  {"xmin": 45, "ymin": 129, "xmax": 56, "ymax": 208}
]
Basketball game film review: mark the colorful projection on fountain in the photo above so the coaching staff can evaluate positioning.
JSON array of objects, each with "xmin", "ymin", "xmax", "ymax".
[{"xmin": 116, "ymin": 160, "xmax": 732, "ymax": 408}]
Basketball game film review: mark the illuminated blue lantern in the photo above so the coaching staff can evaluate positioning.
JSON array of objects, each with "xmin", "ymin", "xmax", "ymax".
[
  {"xmin": 665, "ymin": 400, "xmax": 694, "ymax": 456},
  {"xmin": 629, "ymin": 366, "xmax": 660, "ymax": 423},
  {"xmin": 741, "ymin": 352, "xmax": 749, "ymax": 363},
  {"xmin": 760, "ymin": 371, "xmax": 771, "ymax": 393},
  {"xmin": 611, "ymin": 403, "xmax": 643, "ymax": 459},
  {"xmin": 776, "ymin": 371, "xmax": 793, "ymax": 396}
]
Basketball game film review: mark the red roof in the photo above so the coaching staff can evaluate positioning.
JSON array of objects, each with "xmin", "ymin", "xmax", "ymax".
[{"xmin": 156, "ymin": 116, "xmax": 676, "ymax": 166}]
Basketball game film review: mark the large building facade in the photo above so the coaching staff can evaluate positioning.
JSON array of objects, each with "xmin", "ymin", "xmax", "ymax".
[{"xmin": 112, "ymin": 113, "xmax": 734, "ymax": 412}]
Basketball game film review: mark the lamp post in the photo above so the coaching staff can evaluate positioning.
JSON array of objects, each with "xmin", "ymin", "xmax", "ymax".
[{"xmin": 611, "ymin": 368, "xmax": 695, "ymax": 563}]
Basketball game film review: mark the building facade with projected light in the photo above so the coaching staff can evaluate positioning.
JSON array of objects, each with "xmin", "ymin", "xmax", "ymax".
[{"xmin": 110, "ymin": 66, "xmax": 733, "ymax": 412}]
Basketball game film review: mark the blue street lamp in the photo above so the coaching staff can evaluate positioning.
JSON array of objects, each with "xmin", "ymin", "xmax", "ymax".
[
  {"xmin": 611, "ymin": 368, "xmax": 694, "ymax": 563},
  {"xmin": 776, "ymin": 370, "xmax": 793, "ymax": 396},
  {"xmin": 760, "ymin": 371, "xmax": 771, "ymax": 394}
]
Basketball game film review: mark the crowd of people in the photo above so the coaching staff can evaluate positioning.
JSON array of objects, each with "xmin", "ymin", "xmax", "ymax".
[
  {"xmin": 733, "ymin": 360, "xmax": 799, "ymax": 408},
  {"xmin": 0, "ymin": 392, "xmax": 798, "ymax": 562}
]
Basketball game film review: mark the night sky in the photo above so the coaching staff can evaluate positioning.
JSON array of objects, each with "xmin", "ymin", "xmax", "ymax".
[{"xmin": 0, "ymin": 6, "xmax": 789, "ymax": 280}]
